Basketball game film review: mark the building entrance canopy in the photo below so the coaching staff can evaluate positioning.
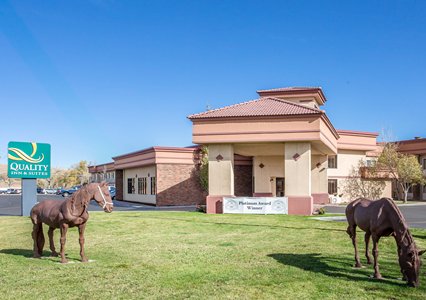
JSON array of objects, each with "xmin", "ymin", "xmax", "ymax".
[{"xmin": 188, "ymin": 87, "xmax": 380, "ymax": 215}]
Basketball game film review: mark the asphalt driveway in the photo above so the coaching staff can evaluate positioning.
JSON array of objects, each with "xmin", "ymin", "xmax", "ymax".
[
  {"xmin": 0, "ymin": 194, "xmax": 196, "ymax": 216},
  {"xmin": 324, "ymin": 203, "xmax": 426, "ymax": 229}
]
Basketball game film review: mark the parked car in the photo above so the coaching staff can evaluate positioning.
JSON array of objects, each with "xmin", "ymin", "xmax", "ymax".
[
  {"xmin": 108, "ymin": 186, "xmax": 116, "ymax": 200},
  {"xmin": 37, "ymin": 187, "xmax": 46, "ymax": 194},
  {"xmin": 45, "ymin": 188, "xmax": 57, "ymax": 194},
  {"xmin": 0, "ymin": 188, "xmax": 8, "ymax": 194},
  {"xmin": 57, "ymin": 186, "xmax": 81, "ymax": 197},
  {"xmin": 7, "ymin": 188, "xmax": 21, "ymax": 194}
]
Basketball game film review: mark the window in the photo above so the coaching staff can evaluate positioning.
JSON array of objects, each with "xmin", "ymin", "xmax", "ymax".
[
  {"xmin": 328, "ymin": 179, "xmax": 338, "ymax": 195},
  {"xmin": 127, "ymin": 178, "xmax": 135, "ymax": 194},
  {"xmin": 150, "ymin": 177, "xmax": 156, "ymax": 195},
  {"xmin": 366, "ymin": 159, "xmax": 375, "ymax": 167},
  {"xmin": 138, "ymin": 178, "xmax": 147, "ymax": 194},
  {"xmin": 138, "ymin": 178, "xmax": 143, "ymax": 194},
  {"xmin": 328, "ymin": 155, "xmax": 337, "ymax": 169},
  {"xmin": 423, "ymin": 159, "xmax": 426, "ymax": 170}
]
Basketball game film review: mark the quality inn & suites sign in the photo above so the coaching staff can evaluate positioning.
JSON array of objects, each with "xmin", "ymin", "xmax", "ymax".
[{"xmin": 8, "ymin": 141, "xmax": 51, "ymax": 179}]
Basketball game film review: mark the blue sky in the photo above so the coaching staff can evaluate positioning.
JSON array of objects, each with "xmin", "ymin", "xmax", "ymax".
[{"xmin": 1, "ymin": 0, "xmax": 425, "ymax": 168}]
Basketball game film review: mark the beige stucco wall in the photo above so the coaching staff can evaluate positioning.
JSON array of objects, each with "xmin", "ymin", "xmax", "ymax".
[
  {"xmin": 285, "ymin": 142, "xmax": 311, "ymax": 196},
  {"xmin": 337, "ymin": 132, "xmax": 378, "ymax": 151},
  {"xmin": 253, "ymin": 155, "xmax": 285, "ymax": 194},
  {"xmin": 193, "ymin": 117, "xmax": 324, "ymax": 143},
  {"xmin": 327, "ymin": 150, "xmax": 366, "ymax": 178},
  {"xmin": 208, "ymin": 144, "xmax": 234, "ymax": 195},
  {"xmin": 327, "ymin": 150, "xmax": 392, "ymax": 202},
  {"xmin": 311, "ymin": 155, "xmax": 328, "ymax": 194},
  {"xmin": 123, "ymin": 166, "xmax": 156, "ymax": 204}
]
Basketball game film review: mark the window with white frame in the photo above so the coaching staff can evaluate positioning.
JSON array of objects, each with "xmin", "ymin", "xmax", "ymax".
[
  {"xmin": 328, "ymin": 155, "xmax": 337, "ymax": 169},
  {"xmin": 366, "ymin": 159, "xmax": 375, "ymax": 167},
  {"xmin": 137, "ymin": 178, "xmax": 143, "ymax": 194},
  {"xmin": 127, "ymin": 178, "xmax": 135, "ymax": 194},
  {"xmin": 150, "ymin": 177, "xmax": 156, "ymax": 195},
  {"xmin": 328, "ymin": 179, "xmax": 338, "ymax": 195},
  {"xmin": 138, "ymin": 177, "xmax": 147, "ymax": 194}
]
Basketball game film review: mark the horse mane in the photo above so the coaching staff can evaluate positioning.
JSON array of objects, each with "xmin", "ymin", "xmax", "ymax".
[
  {"xmin": 68, "ymin": 185, "xmax": 92, "ymax": 216},
  {"xmin": 384, "ymin": 198, "xmax": 413, "ymax": 246}
]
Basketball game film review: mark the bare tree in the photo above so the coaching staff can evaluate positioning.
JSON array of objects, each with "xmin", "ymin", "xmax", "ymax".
[{"xmin": 343, "ymin": 159, "xmax": 386, "ymax": 200}]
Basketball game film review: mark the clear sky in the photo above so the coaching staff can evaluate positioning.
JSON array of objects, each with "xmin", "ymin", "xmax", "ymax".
[{"xmin": 1, "ymin": 0, "xmax": 425, "ymax": 168}]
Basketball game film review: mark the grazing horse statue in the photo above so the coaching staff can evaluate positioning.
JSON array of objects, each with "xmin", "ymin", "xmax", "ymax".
[
  {"xmin": 30, "ymin": 182, "xmax": 113, "ymax": 263},
  {"xmin": 346, "ymin": 198, "xmax": 425, "ymax": 287}
]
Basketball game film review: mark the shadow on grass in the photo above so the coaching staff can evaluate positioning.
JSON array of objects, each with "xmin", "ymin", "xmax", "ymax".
[
  {"xmin": 0, "ymin": 248, "xmax": 34, "ymax": 257},
  {"xmin": 268, "ymin": 253, "xmax": 405, "ymax": 287},
  {"xmin": 124, "ymin": 215, "xmax": 347, "ymax": 233},
  {"xmin": 0, "ymin": 248, "xmax": 59, "ymax": 259},
  {"xmin": 413, "ymin": 234, "xmax": 426, "ymax": 240}
]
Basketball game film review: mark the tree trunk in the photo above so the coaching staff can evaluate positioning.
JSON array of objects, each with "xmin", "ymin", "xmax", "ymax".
[{"xmin": 404, "ymin": 189, "xmax": 408, "ymax": 204}]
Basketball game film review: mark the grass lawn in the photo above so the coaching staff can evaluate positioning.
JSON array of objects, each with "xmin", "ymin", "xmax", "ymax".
[{"xmin": 1, "ymin": 211, "xmax": 426, "ymax": 299}]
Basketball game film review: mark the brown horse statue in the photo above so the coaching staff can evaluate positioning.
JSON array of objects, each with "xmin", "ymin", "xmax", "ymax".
[
  {"xmin": 346, "ymin": 198, "xmax": 425, "ymax": 287},
  {"xmin": 30, "ymin": 182, "xmax": 113, "ymax": 263}
]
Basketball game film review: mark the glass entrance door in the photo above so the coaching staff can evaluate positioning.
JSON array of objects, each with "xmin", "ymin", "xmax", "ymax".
[{"xmin": 276, "ymin": 177, "xmax": 285, "ymax": 197}]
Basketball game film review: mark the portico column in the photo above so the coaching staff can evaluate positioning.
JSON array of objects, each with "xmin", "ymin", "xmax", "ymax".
[
  {"xmin": 285, "ymin": 142, "xmax": 313, "ymax": 215},
  {"xmin": 311, "ymin": 155, "xmax": 329, "ymax": 204},
  {"xmin": 206, "ymin": 144, "xmax": 234, "ymax": 213}
]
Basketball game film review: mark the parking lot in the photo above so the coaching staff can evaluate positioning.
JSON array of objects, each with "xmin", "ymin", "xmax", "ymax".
[{"xmin": 0, "ymin": 194, "xmax": 196, "ymax": 216}]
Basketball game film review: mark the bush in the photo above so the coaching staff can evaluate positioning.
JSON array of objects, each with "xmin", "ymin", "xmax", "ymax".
[{"xmin": 195, "ymin": 204, "xmax": 206, "ymax": 213}]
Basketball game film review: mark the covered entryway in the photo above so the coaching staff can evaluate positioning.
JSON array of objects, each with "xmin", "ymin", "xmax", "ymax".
[{"xmin": 188, "ymin": 87, "xmax": 339, "ymax": 215}]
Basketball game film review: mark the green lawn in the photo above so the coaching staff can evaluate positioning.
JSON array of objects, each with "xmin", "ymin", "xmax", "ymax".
[{"xmin": 1, "ymin": 211, "xmax": 426, "ymax": 299}]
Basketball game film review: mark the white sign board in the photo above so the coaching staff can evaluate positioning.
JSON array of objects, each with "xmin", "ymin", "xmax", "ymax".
[{"xmin": 223, "ymin": 197, "xmax": 288, "ymax": 214}]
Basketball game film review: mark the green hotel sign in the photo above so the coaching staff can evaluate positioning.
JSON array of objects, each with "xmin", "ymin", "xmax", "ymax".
[{"xmin": 8, "ymin": 141, "xmax": 51, "ymax": 179}]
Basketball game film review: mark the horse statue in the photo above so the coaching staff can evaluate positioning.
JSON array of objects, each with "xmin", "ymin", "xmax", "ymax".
[
  {"xmin": 346, "ymin": 197, "xmax": 425, "ymax": 287},
  {"xmin": 30, "ymin": 182, "xmax": 114, "ymax": 263}
]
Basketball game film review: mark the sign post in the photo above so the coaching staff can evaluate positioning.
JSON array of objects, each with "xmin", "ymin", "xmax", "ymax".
[{"xmin": 7, "ymin": 142, "xmax": 51, "ymax": 216}]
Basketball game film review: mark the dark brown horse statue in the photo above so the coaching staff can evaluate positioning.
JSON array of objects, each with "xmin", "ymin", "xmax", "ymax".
[
  {"xmin": 346, "ymin": 198, "xmax": 425, "ymax": 287},
  {"xmin": 30, "ymin": 182, "xmax": 113, "ymax": 263}
]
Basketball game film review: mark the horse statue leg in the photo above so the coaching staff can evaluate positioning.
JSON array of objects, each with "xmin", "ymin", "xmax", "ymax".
[
  {"xmin": 78, "ymin": 223, "xmax": 88, "ymax": 262},
  {"xmin": 48, "ymin": 227, "xmax": 59, "ymax": 257},
  {"xmin": 31, "ymin": 223, "xmax": 42, "ymax": 258},
  {"xmin": 59, "ymin": 223, "xmax": 69, "ymax": 264},
  {"xmin": 371, "ymin": 234, "xmax": 383, "ymax": 279},
  {"xmin": 37, "ymin": 225, "xmax": 45, "ymax": 257},
  {"xmin": 347, "ymin": 224, "xmax": 362, "ymax": 268},
  {"xmin": 364, "ymin": 232, "xmax": 372, "ymax": 264}
]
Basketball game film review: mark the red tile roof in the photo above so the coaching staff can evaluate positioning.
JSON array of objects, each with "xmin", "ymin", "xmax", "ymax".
[{"xmin": 188, "ymin": 97, "xmax": 323, "ymax": 119}]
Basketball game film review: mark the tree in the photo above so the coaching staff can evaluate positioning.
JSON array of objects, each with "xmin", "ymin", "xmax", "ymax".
[
  {"xmin": 343, "ymin": 159, "xmax": 386, "ymax": 200},
  {"xmin": 197, "ymin": 146, "xmax": 208, "ymax": 192},
  {"xmin": 73, "ymin": 160, "xmax": 91, "ymax": 185},
  {"xmin": 378, "ymin": 143, "xmax": 425, "ymax": 203},
  {"xmin": 0, "ymin": 173, "xmax": 18, "ymax": 188}
]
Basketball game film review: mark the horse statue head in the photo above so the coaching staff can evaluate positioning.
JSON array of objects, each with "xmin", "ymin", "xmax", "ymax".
[
  {"xmin": 398, "ymin": 241, "xmax": 425, "ymax": 287},
  {"xmin": 87, "ymin": 182, "xmax": 114, "ymax": 213}
]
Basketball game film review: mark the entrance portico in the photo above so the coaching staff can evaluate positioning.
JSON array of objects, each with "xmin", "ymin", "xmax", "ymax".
[{"xmin": 188, "ymin": 87, "xmax": 339, "ymax": 215}]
